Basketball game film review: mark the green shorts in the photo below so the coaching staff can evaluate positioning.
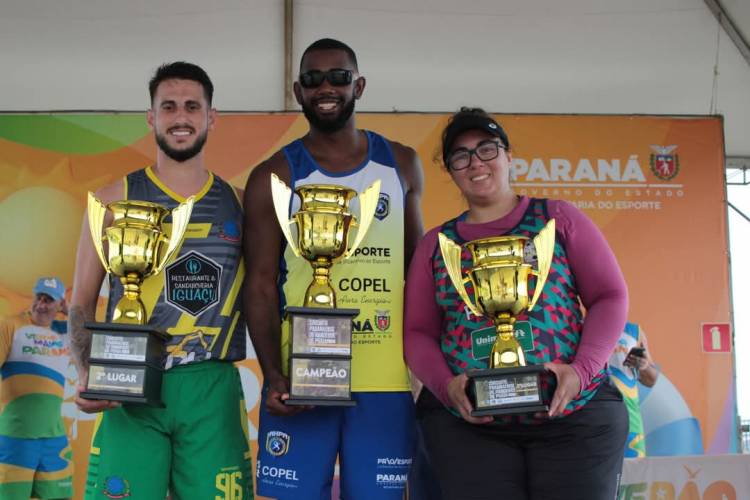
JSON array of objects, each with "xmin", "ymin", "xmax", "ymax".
[{"xmin": 84, "ymin": 361, "xmax": 253, "ymax": 500}]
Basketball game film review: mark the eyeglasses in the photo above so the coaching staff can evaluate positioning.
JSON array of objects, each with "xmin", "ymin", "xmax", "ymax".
[
  {"xmin": 447, "ymin": 140, "xmax": 505, "ymax": 171},
  {"xmin": 299, "ymin": 69, "xmax": 354, "ymax": 89}
]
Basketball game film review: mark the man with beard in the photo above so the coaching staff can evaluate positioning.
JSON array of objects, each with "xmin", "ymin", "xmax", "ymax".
[
  {"xmin": 69, "ymin": 62, "xmax": 252, "ymax": 499},
  {"xmin": 244, "ymin": 39, "xmax": 424, "ymax": 499}
]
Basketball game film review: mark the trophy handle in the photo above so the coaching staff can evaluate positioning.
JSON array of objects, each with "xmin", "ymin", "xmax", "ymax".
[
  {"xmin": 344, "ymin": 179, "xmax": 380, "ymax": 258},
  {"xmin": 270, "ymin": 173, "xmax": 301, "ymax": 258},
  {"xmin": 528, "ymin": 219, "xmax": 556, "ymax": 311},
  {"xmin": 345, "ymin": 179, "xmax": 381, "ymax": 258},
  {"xmin": 438, "ymin": 232, "xmax": 482, "ymax": 317},
  {"xmin": 86, "ymin": 192, "xmax": 111, "ymax": 273},
  {"xmin": 154, "ymin": 196, "xmax": 195, "ymax": 275}
]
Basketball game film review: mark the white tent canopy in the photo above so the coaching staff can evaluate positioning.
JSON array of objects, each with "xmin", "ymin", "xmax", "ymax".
[{"xmin": 0, "ymin": 0, "xmax": 748, "ymax": 155}]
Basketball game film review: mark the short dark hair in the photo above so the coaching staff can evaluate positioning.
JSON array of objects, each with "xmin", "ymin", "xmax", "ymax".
[
  {"xmin": 300, "ymin": 38, "xmax": 358, "ymax": 71},
  {"xmin": 441, "ymin": 107, "xmax": 511, "ymax": 167},
  {"xmin": 148, "ymin": 61, "xmax": 214, "ymax": 105}
]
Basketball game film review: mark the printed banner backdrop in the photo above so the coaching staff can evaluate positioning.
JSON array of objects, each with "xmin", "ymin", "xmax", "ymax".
[
  {"xmin": 620, "ymin": 454, "xmax": 750, "ymax": 499},
  {"xmin": 0, "ymin": 113, "xmax": 734, "ymax": 499}
]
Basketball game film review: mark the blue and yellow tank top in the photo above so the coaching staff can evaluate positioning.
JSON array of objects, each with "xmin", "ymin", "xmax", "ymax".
[
  {"xmin": 106, "ymin": 167, "xmax": 245, "ymax": 369},
  {"xmin": 279, "ymin": 131, "xmax": 409, "ymax": 392},
  {"xmin": 432, "ymin": 198, "xmax": 608, "ymax": 423}
]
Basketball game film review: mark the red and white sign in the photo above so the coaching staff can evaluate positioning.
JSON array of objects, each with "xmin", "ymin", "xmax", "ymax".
[{"xmin": 701, "ymin": 323, "xmax": 732, "ymax": 353}]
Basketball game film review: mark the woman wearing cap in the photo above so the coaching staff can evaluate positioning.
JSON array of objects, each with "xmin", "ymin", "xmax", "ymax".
[{"xmin": 404, "ymin": 108, "xmax": 628, "ymax": 500}]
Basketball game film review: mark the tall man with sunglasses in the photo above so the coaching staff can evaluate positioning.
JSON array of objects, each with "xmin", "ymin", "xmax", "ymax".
[{"xmin": 244, "ymin": 38, "xmax": 424, "ymax": 499}]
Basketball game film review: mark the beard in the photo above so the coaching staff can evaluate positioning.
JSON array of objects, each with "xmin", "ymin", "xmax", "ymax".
[
  {"xmin": 155, "ymin": 128, "xmax": 208, "ymax": 162},
  {"xmin": 301, "ymin": 94, "xmax": 356, "ymax": 133}
]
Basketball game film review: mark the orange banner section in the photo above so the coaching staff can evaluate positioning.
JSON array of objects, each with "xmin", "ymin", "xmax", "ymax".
[{"xmin": 0, "ymin": 113, "xmax": 733, "ymax": 500}]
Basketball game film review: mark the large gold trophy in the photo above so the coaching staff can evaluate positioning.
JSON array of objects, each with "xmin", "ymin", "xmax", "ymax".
[
  {"xmin": 80, "ymin": 192, "xmax": 193, "ymax": 405},
  {"xmin": 439, "ymin": 220, "xmax": 555, "ymax": 416},
  {"xmin": 271, "ymin": 174, "xmax": 380, "ymax": 405}
]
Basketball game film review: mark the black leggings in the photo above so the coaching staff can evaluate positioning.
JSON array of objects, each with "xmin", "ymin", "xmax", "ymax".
[{"xmin": 421, "ymin": 382, "xmax": 628, "ymax": 500}]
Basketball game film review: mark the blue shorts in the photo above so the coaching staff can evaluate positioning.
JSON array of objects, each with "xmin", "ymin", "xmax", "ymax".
[
  {"xmin": 256, "ymin": 391, "xmax": 416, "ymax": 500},
  {"xmin": 0, "ymin": 435, "xmax": 73, "ymax": 499}
]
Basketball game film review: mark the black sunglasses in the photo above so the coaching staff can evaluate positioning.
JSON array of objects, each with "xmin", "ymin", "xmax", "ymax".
[{"xmin": 299, "ymin": 69, "xmax": 354, "ymax": 89}]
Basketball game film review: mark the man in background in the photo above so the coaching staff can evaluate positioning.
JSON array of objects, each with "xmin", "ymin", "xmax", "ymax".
[
  {"xmin": 0, "ymin": 277, "xmax": 72, "ymax": 499},
  {"xmin": 608, "ymin": 321, "xmax": 659, "ymax": 457}
]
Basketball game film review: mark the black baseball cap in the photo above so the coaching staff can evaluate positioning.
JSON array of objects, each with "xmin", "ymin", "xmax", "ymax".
[{"xmin": 441, "ymin": 107, "xmax": 510, "ymax": 164}]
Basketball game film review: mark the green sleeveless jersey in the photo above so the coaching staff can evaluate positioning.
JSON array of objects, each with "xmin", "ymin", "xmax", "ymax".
[{"xmin": 106, "ymin": 167, "xmax": 246, "ymax": 369}]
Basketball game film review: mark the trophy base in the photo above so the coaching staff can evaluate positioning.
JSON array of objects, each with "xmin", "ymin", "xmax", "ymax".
[
  {"xmin": 79, "ymin": 391, "xmax": 163, "ymax": 407},
  {"xmin": 285, "ymin": 306, "xmax": 358, "ymax": 408},
  {"xmin": 470, "ymin": 403, "xmax": 549, "ymax": 417},
  {"xmin": 284, "ymin": 397, "xmax": 357, "ymax": 407},
  {"xmin": 82, "ymin": 322, "xmax": 167, "ymax": 406},
  {"xmin": 468, "ymin": 365, "xmax": 548, "ymax": 417}
]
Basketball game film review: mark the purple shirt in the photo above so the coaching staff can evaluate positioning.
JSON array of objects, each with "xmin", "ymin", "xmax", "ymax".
[{"xmin": 404, "ymin": 196, "xmax": 628, "ymax": 407}]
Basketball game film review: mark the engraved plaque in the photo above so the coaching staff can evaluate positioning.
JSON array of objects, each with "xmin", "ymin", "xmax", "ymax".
[
  {"xmin": 91, "ymin": 333, "xmax": 149, "ymax": 362},
  {"xmin": 467, "ymin": 365, "xmax": 547, "ymax": 416},
  {"xmin": 289, "ymin": 357, "xmax": 351, "ymax": 399},
  {"xmin": 291, "ymin": 315, "xmax": 352, "ymax": 355},
  {"xmin": 87, "ymin": 364, "xmax": 146, "ymax": 395},
  {"xmin": 473, "ymin": 373, "xmax": 541, "ymax": 409}
]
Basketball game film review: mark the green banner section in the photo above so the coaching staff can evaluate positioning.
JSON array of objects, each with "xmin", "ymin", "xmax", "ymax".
[{"xmin": 0, "ymin": 114, "xmax": 148, "ymax": 154}]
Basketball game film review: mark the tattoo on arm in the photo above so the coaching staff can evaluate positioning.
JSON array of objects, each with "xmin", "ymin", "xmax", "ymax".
[{"xmin": 68, "ymin": 305, "xmax": 93, "ymax": 371}]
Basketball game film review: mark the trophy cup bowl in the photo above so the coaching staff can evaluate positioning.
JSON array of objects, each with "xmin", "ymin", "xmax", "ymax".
[
  {"xmin": 271, "ymin": 174, "xmax": 381, "ymax": 406},
  {"xmin": 104, "ymin": 200, "xmax": 171, "ymax": 324},
  {"xmin": 293, "ymin": 184, "xmax": 357, "ymax": 307},
  {"xmin": 296, "ymin": 210, "xmax": 352, "ymax": 260},
  {"xmin": 439, "ymin": 220, "xmax": 556, "ymax": 416},
  {"xmin": 470, "ymin": 262, "xmax": 530, "ymax": 317},
  {"xmin": 80, "ymin": 193, "xmax": 193, "ymax": 405}
]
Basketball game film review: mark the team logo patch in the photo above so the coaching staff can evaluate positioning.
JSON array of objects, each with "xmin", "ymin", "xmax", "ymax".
[
  {"xmin": 375, "ymin": 310, "xmax": 390, "ymax": 332},
  {"xmin": 266, "ymin": 431, "xmax": 291, "ymax": 457},
  {"xmin": 218, "ymin": 220, "xmax": 241, "ymax": 242},
  {"xmin": 102, "ymin": 476, "xmax": 131, "ymax": 499},
  {"xmin": 164, "ymin": 251, "xmax": 222, "ymax": 316},
  {"xmin": 649, "ymin": 145, "xmax": 680, "ymax": 180},
  {"xmin": 375, "ymin": 193, "xmax": 390, "ymax": 220}
]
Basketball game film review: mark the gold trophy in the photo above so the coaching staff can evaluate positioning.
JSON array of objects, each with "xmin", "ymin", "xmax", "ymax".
[
  {"xmin": 271, "ymin": 174, "xmax": 380, "ymax": 405},
  {"xmin": 80, "ymin": 192, "xmax": 194, "ymax": 405},
  {"xmin": 439, "ymin": 219, "xmax": 555, "ymax": 416}
]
